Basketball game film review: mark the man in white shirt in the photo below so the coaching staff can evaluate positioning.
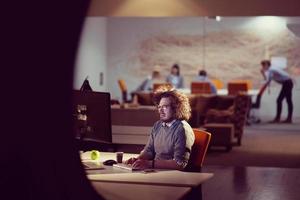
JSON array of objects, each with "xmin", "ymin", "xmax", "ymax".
[{"xmin": 260, "ymin": 60, "xmax": 293, "ymax": 123}]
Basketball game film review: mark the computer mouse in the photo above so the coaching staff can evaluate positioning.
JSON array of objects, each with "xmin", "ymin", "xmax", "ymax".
[{"xmin": 103, "ymin": 159, "xmax": 117, "ymax": 166}]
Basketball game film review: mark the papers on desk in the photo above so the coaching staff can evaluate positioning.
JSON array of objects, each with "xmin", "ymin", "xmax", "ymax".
[
  {"xmin": 80, "ymin": 151, "xmax": 92, "ymax": 161},
  {"xmin": 83, "ymin": 161, "xmax": 105, "ymax": 170},
  {"xmin": 80, "ymin": 151, "xmax": 105, "ymax": 170}
]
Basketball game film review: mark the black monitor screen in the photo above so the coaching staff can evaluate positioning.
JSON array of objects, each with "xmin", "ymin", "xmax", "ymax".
[{"xmin": 72, "ymin": 90, "xmax": 112, "ymax": 143}]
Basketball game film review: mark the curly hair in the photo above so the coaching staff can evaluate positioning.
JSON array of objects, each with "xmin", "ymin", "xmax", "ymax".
[{"xmin": 153, "ymin": 85, "xmax": 191, "ymax": 121}]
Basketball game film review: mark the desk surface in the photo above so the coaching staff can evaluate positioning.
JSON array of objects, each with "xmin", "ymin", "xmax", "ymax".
[
  {"xmin": 92, "ymin": 182, "xmax": 191, "ymax": 200},
  {"xmin": 81, "ymin": 151, "xmax": 137, "ymax": 163},
  {"xmin": 83, "ymin": 152, "xmax": 212, "ymax": 200},
  {"xmin": 88, "ymin": 170, "xmax": 213, "ymax": 188},
  {"xmin": 134, "ymin": 89, "xmax": 258, "ymax": 96},
  {"xmin": 82, "ymin": 152, "xmax": 213, "ymax": 187},
  {"xmin": 178, "ymin": 88, "xmax": 259, "ymax": 96}
]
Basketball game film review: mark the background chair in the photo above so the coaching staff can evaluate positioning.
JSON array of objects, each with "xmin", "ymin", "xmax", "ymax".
[
  {"xmin": 205, "ymin": 94, "xmax": 250, "ymax": 146},
  {"xmin": 229, "ymin": 80, "xmax": 252, "ymax": 89},
  {"xmin": 191, "ymin": 82, "xmax": 212, "ymax": 94},
  {"xmin": 227, "ymin": 82, "xmax": 248, "ymax": 95},
  {"xmin": 118, "ymin": 79, "xmax": 130, "ymax": 103},
  {"xmin": 186, "ymin": 129, "xmax": 211, "ymax": 172},
  {"xmin": 211, "ymin": 79, "xmax": 224, "ymax": 89}
]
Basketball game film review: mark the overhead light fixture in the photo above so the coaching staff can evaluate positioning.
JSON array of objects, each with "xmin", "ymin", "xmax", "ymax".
[{"xmin": 207, "ymin": 16, "xmax": 222, "ymax": 21}]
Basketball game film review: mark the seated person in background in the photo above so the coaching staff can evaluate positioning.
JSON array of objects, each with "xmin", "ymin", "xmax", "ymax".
[
  {"xmin": 194, "ymin": 69, "xmax": 217, "ymax": 94},
  {"xmin": 135, "ymin": 70, "xmax": 161, "ymax": 92},
  {"xmin": 166, "ymin": 64, "xmax": 184, "ymax": 89},
  {"xmin": 125, "ymin": 86, "xmax": 195, "ymax": 170}
]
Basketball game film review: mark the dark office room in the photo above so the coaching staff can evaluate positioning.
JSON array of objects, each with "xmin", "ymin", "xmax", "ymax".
[{"xmin": 2, "ymin": 1, "xmax": 300, "ymax": 200}]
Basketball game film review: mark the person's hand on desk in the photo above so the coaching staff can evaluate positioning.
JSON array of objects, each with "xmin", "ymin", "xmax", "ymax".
[
  {"xmin": 132, "ymin": 159, "xmax": 152, "ymax": 170},
  {"xmin": 124, "ymin": 157, "xmax": 138, "ymax": 165}
]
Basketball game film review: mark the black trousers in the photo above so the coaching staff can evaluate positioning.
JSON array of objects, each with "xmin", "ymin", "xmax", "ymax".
[{"xmin": 275, "ymin": 79, "xmax": 293, "ymax": 120}]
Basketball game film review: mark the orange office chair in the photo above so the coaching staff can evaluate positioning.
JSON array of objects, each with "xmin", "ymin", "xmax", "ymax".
[
  {"xmin": 191, "ymin": 82, "xmax": 212, "ymax": 94},
  {"xmin": 186, "ymin": 129, "xmax": 211, "ymax": 172},
  {"xmin": 118, "ymin": 79, "xmax": 129, "ymax": 103},
  {"xmin": 211, "ymin": 79, "xmax": 224, "ymax": 89}
]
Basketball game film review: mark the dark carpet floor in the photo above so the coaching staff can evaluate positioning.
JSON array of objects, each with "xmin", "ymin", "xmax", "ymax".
[{"xmin": 204, "ymin": 119, "xmax": 300, "ymax": 168}]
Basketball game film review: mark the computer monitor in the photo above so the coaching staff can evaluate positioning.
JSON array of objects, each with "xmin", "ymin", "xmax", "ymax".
[{"xmin": 72, "ymin": 90, "xmax": 112, "ymax": 144}]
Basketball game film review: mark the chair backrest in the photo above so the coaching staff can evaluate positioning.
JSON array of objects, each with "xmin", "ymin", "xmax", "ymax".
[
  {"xmin": 227, "ymin": 82, "xmax": 248, "ymax": 95},
  {"xmin": 118, "ymin": 79, "xmax": 127, "ymax": 92},
  {"xmin": 191, "ymin": 82, "xmax": 212, "ymax": 94},
  {"xmin": 211, "ymin": 79, "xmax": 224, "ymax": 89},
  {"xmin": 186, "ymin": 129, "xmax": 211, "ymax": 172},
  {"xmin": 229, "ymin": 79, "xmax": 252, "ymax": 89},
  {"xmin": 118, "ymin": 79, "xmax": 128, "ymax": 102}
]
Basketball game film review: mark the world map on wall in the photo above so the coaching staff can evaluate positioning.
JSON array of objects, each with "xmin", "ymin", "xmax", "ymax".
[{"xmin": 132, "ymin": 28, "xmax": 300, "ymax": 88}]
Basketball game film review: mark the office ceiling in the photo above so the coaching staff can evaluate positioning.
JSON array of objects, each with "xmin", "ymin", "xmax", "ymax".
[{"xmin": 87, "ymin": 0, "xmax": 300, "ymax": 16}]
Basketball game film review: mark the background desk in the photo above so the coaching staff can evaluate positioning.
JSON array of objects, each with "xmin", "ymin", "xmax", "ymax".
[
  {"xmin": 177, "ymin": 88, "xmax": 259, "ymax": 96},
  {"xmin": 111, "ymin": 106, "xmax": 158, "ymax": 144}
]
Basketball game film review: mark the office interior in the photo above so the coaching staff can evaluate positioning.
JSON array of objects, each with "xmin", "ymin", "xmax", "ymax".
[
  {"xmin": 71, "ymin": 1, "xmax": 300, "ymax": 199},
  {"xmin": 3, "ymin": 1, "xmax": 300, "ymax": 200}
]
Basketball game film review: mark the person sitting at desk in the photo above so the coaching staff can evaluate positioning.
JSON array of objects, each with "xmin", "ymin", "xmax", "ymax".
[
  {"xmin": 195, "ymin": 70, "xmax": 217, "ymax": 94},
  {"xmin": 135, "ymin": 70, "xmax": 161, "ymax": 92},
  {"xmin": 125, "ymin": 86, "xmax": 195, "ymax": 170},
  {"xmin": 166, "ymin": 64, "xmax": 184, "ymax": 89}
]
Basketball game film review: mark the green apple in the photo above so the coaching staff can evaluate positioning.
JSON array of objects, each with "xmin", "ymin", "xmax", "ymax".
[{"xmin": 91, "ymin": 150, "xmax": 100, "ymax": 160}]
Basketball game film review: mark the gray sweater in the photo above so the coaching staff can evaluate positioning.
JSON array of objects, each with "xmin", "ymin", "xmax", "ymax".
[{"xmin": 141, "ymin": 119, "xmax": 195, "ymax": 168}]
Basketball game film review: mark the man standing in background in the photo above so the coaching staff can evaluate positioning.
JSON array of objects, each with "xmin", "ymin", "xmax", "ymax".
[{"xmin": 259, "ymin": 60, "xmax": 293, "ymax": 123}]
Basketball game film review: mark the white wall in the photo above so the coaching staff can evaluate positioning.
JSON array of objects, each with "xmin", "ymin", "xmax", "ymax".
[
  {"xmin": 74, "ymin": 17, "xmax": 107, "ymax": 92},
  {"xmin": 73, "ymin": 16, "xmax": 300, "ymax": 119},
  {"xmin": 106, "ymin": 17, "xmax": 300, "ymax": 118}
]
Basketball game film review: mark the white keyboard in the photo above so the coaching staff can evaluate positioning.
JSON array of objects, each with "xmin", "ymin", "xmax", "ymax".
[{"xmin": 113, "ymin": 163, "xmax": 139, "ymax": 171}]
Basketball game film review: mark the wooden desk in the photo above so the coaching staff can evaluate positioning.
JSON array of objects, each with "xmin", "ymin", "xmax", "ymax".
[
  {"xmin": 91, "ymin": 182, "xmax": 191, "ymax": 200},
  {"xmin": 82, "ymin": 152, "xmax": 139, "ymax": 174},
  {"xmin": 177, "ymin": 88, "xmax": 259, "ymax": 96},
  {"xmin": 81, "ymin": 151, "xmax": 138, "ymax": 163},
  {"xmin": 87, "ymin": 170, "xmax": 213, "ymax": 188},
  {"xmin": 82, "ymin": 152, "xmax": 213, "ymax": 186},
  {"xmin": 83, "ymin": 152, "xmax": 213, "ymax": 200}
]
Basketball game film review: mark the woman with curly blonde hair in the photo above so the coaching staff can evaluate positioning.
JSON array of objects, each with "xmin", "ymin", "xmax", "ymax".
[{"xmin": 125, "ymin": 85, "xmax": 195, "ymax": 170}]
